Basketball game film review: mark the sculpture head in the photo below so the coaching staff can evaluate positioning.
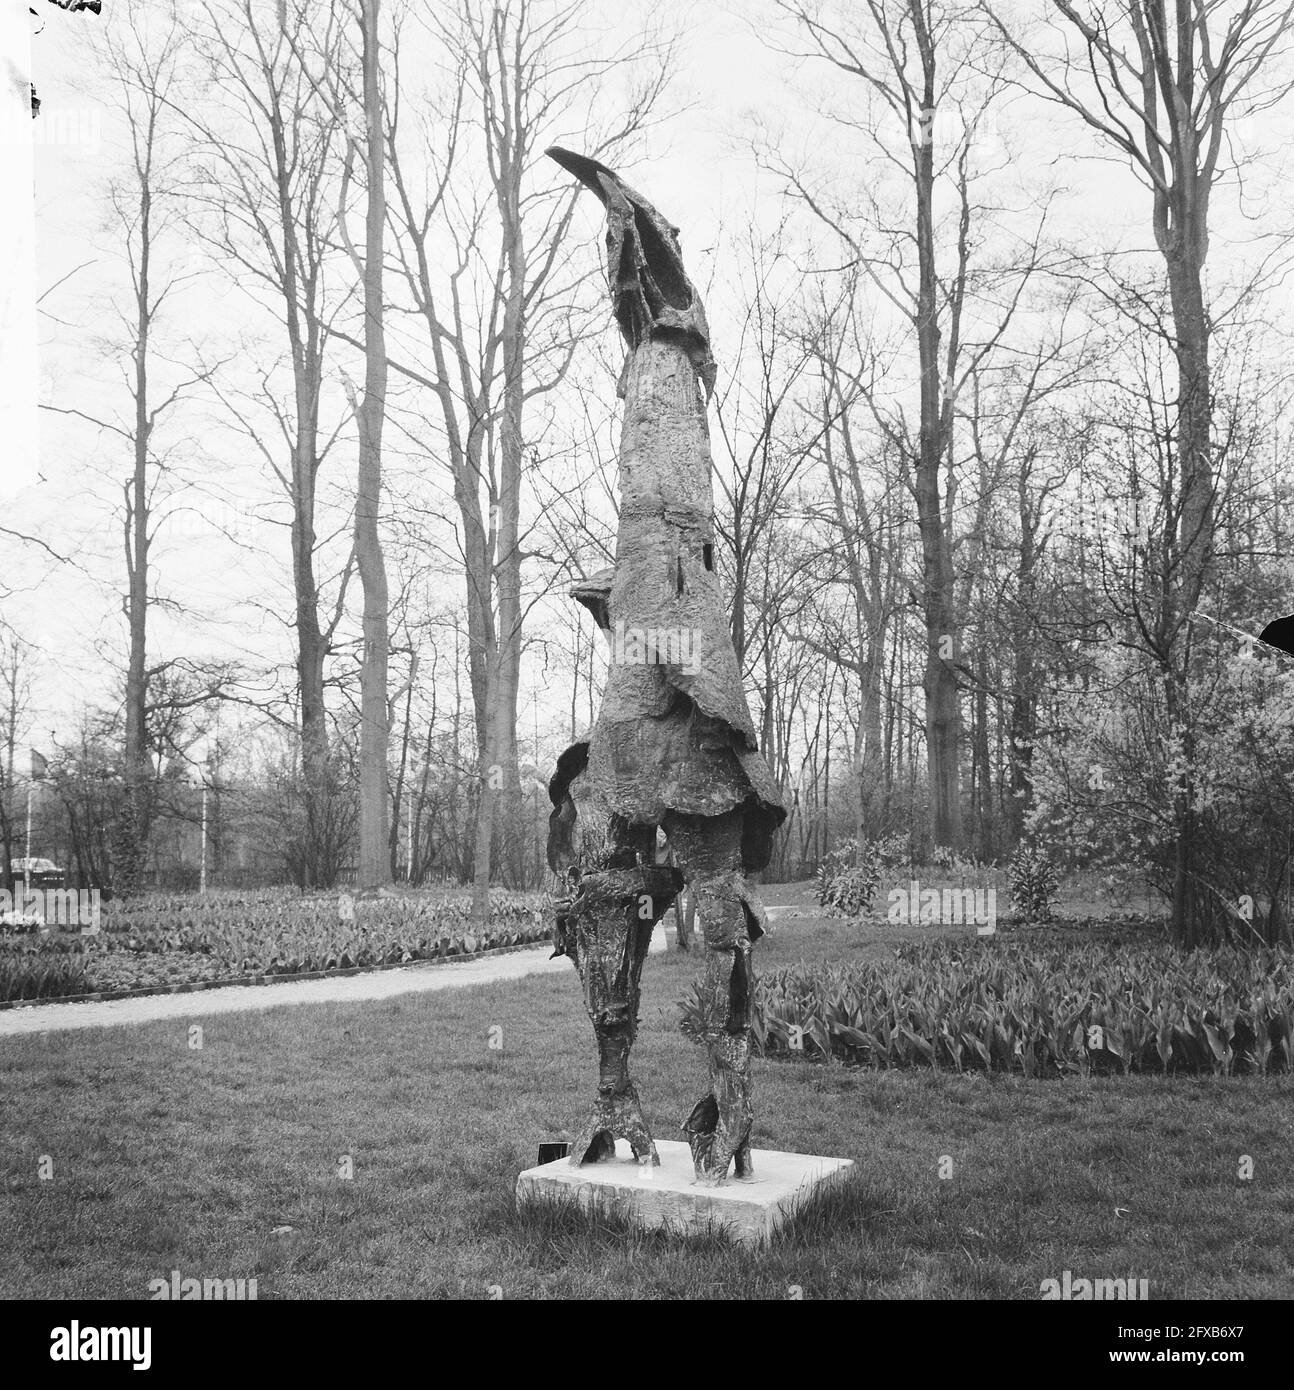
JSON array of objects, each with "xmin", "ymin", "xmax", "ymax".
[
  {"xmin": 30, "ymin": 0, "xmax": 103, "ymax": 120},
  {"xmin": 547, "ymin": 147, "xmax": 716, "ymax": 398}
]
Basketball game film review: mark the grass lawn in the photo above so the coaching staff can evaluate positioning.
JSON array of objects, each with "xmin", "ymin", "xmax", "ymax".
[{"xmin": 1, "ymin": 897, "xmax": 1291, "ymax": 1299}]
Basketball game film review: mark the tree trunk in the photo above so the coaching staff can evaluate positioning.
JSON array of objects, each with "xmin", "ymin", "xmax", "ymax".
[
  {"xmin": 912, "ymin": 12, "xmax": 961, "ymax": 851},
  {"xmin": 355, "ymin": 0, "xmax": 390, "ymax": 892},
  {"xmin": 471, "ymin": 645, "xmax": 499, "ymax": 924},
  {"xmin": 1160, "ymin": 204, "xmax": 1213, "ymax": 946},
  {"xmin": 117, "ymin": 124, "xmax": 155, "ymax": 897},
  {"xmin": 972, "ymin": 643, "xmax": 990, "ymax": 855},
  {"xmin": 471, "ymin": 27, "xmax": 527, "ymax": 924},
  {"xmin": 1008, "ymin": 466, "xmax": 1040, "ymax": 843},
  {"xmin": 389, "ymin": 653, "xmax": 417, "ymax": 880},
  {"xmin": 292, "ymin": 486, "xmax": 331, "ymax": 887}
]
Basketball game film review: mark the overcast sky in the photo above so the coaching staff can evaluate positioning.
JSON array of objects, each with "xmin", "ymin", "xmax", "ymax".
[{"xmin": 3, "ymin": 0, "xmax": 1292, "ymax": 759}]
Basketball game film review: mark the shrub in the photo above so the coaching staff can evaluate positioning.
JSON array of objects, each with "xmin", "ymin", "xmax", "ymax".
[
  {"xmin": 815, "ymin": 840, "xmax": 881, "ymax": 917},
  {"xmin": 1009, "ymin": 843, "xmax": 1060, "ymax": 923},
  {"xmin": 815, "ymin": 839, "xmax": 857, "ymax": 890},
  {"xmin": 872, "ymin": 833, "xmax": 911, "ymax": 870},
  {"xmin": 820, "ymin": 863, "xmax": 881, "ymax": 917}
]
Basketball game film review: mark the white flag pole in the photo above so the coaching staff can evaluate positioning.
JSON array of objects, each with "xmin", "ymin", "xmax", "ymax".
[
  {"xmin": 24, "ymin": 781, "xmax": 32, "ymax": 903},
  {"xmin": 200, "ymin": 783, "xmax": 208, "ymax": 895}
]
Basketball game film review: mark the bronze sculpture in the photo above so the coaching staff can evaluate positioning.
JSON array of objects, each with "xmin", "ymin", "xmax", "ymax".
[{"xmin": 546, "ymin": 149, "xmax": 786, "ymax": 1186}]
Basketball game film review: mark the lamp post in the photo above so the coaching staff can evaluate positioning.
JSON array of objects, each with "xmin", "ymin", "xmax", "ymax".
[
  {"xmin": 23, "ymin": 746, "xmax": 50, "ymax": 909},
  {"xmin": 188, "ymin": 740, "xmax": 213, "ymax": 896},
  {"xmin": 199, "ymin": 781, "xmax": 209, "ymax": 895},
  {"xmin": 23, "ymin": 782, "xmax": 32, "ymax": 905}
]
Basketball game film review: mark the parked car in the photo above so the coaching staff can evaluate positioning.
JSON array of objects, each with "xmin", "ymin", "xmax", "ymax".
[{"xmin": 8, "ymin": 857, "xmax": 67, "ymax": 889}]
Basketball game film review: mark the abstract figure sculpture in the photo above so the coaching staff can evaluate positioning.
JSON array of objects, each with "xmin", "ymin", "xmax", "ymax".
[{"xmin": 545, "ymin": 149, "xmax": 786, "ymax": 1186}]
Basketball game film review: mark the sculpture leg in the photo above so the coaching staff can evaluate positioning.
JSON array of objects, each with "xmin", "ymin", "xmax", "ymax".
[
  {"xmin": 675, "ymin": 878, "xmax": 695, "ymax": 952},
  {"xmin": 570, "ymin": 1005, "xmax": 655, "ymax": 1167},
  {"xmin": 562, "ymin": 822, "xmax": 680, "ymax": 1167},
  {"xmin": 666, "ymin": 810, "xmax": 761, "ymax": 1185}
]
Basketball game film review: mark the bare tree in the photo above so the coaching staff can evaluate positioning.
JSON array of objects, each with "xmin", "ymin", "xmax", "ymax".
[
  {"xmin": 709, "ymin": 224, "xmax": 816, "ymax": 672},
  {"xmin": 303, "ymin": 0, "xmax": 392, "ymax": 890},
  {"xmin": 354, "ymin": 0, "xmax": 390, "ymax": 891},
  {"xmin": 179, "ymin": 0, "xmax": 356, "ymax": 886},
  {"xmin": 984, "ymin": 0, "xmax": 1294, "ymax": 941},
  {"xmin": 381, "ymin": 0, "xmax": 676, "ymax": 921},
  {"xmin": 43, "ymin": 1, "xmax": 225, "ymax": 890},
  {"xmin": 768, "ymin": 0, "xmax": 1049, "ymax": 850},
  {"xmin": 0, "ymin": 631, "xmax": 35, "ymax": 887}
]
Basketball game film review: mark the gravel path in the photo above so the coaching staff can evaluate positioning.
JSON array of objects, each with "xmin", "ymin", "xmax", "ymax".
[
  {"xmin": 0, "ymin": 906, "xmax": 798, "ymax": 1038},
  {"xmin": 0, "ymin": 944, "xmax": 572, "ymax": 1037}
]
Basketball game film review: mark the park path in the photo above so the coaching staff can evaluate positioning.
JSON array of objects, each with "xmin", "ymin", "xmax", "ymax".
[{"xmin": 0, "ymin": 906, "xmax": 799, "ymax": 1037}]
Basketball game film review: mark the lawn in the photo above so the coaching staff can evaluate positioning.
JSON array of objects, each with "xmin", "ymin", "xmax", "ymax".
[{"xmin": 1, "ymin": 896, "xmax": 1291, "ymax": 1299}]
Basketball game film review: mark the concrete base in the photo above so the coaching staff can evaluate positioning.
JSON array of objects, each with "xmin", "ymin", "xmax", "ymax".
[{"xmin": 515, "ymin": 1138, "xmax": 853, "ymax": 1247}]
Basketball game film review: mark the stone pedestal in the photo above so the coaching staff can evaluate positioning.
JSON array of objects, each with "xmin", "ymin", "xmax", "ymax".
[{"xmin": 516, "ymin": 1138, "xmax": 853, "ymax": 1247}]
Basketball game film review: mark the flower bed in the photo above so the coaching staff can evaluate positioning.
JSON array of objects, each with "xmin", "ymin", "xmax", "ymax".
[
  {"xmin": 678, "ymin": 937, "xmax": 1294, "ymax": 1077},
  {"xmin": 0, "ymin": 888, "xmax": 551, "ymax": 1002}
]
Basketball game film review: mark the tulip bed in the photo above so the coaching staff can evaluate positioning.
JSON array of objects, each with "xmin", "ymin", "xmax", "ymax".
[
  {"xmin": 0, "ymin": 888, "xmax": 550, "ymax": 1003},
  {"xmin": 680, "ymin": 937, "xmax": 1294, "ymax": 1077}
]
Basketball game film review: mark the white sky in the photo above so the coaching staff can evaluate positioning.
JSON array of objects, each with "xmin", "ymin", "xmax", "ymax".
[{"xmin": 2, "ymin": 0, "xmax": 1292, "ymax": 763}]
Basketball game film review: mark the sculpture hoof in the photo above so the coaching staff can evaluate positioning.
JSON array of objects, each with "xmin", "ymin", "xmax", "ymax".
[
  {"xmin": 682, "ymin": 1094, "xmax": 726, "ymax": 1183},
  {"xmin": 733, "ymin": 1140, "xmax": 755, "ymax": 1180},
  {"xmin": 681, "ymin": 1094, "xmax": 755, "ymax": 1184},
  {"xmin": 570, "ymin": 1083, "xmax": 659, "ymax": 1166},
  {"xmin": 571, "ymin": 1129, "xmax": 618, "ymax": 1165}
]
